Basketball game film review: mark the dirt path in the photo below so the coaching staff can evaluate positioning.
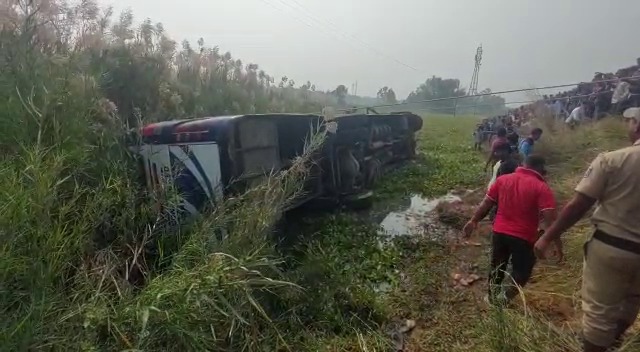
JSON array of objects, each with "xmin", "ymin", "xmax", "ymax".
[{"xmin": 384, "ymin": 186, "xmax": 587, "ymax": 352}]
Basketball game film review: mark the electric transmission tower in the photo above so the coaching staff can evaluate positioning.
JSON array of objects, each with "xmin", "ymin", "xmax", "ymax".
[{"xmin": 468, "ymin": 45, "xmax": 483, "ymax": 95}]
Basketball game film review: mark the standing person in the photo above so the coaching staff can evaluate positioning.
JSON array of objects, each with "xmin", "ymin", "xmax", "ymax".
[
  {"xmin": 485, "ymin": 127, "xmax": 508, "ymax": 172},
  {"xmin": 534, "ymin": 107, "xmax": 640, "ymax": 352},
  {"xmin": 473, "ymin": 124, "xmax": 484, "ymax": 151},
  {"xmin": 505, "ymin": 121, "xmax": 516, "ymax": 135},
  {"xmin": 507, "ymin": 132, "xmax": 520, "ymax": 155},
  {"xmin": 488, "ymin": 118, "xmax": 495, "ymax": 131},
  {"xmin": 611, "ymin": 79, "xmax": 631, "ymax": 115},
  {"xmin": 486, "ymin": 143, "xmax": 520, "ymax": 222},
  {"xmin": 552, "ymin": 99, "xmax": 566, "ymax": 120},
  {"xmin": 487, "ymin": 143, "xmax": 520, "ymax": 190},
  {"xmin": 591, "ymin": 83, "xmax": 611, "ymax": 120},
  {"xmin": 519, "ymin": 128, "xmax": 543, "ymax": 160},
  {"xmin": 463, "ymin": 155, "xmax": 561, "ymax": 304}
]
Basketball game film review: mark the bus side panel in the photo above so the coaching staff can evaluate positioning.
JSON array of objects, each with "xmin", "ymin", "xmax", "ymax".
[
  {"xmin": 139, "ymin": 144, "xmax": 172, "ymax": 192},
  {"xmin": 166, "ymin": 143, "xmax": 222, "ymax": 215},
  {"xmin": 170, "ymin": 143, "xmax": 223, "ymax": 203},
  {"xmin": 138, "ymin": 143, "xmax": 222, "ymax": 216}
]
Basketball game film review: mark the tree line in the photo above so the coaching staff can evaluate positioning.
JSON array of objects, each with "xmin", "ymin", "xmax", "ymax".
[{"xmin": 1, "ymin": 1, "xmax": 504, "ymax": 132}]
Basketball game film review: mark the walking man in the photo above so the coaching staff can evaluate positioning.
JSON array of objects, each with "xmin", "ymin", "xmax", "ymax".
[
  {"xmin": 473, "ymin": 124, "xmax": 485, "ymax": 151},
  {"xmin": 535, "ymin": 107, "xmax": 640, "ymax": 352},
  {"xmin": 519, "ymin": 128, "xmax": 543, "ymax": 160},
  {"xmin": 507, "ymin": 132, "xmax": 521, "ymax": 162},
  {"xmin": 487, "ymin": 143, "xmax": 519, "ymax": 191},
  {"xmin": 485, "ymin": 127, "xmax": 509, "ymax": 172},
  {"xmin": 486, "ymin": 143, "xmax": 519, "ymax": 222},
  {"xmin": 464, "ymin": 155, "xmax": 559, "ymax": 304}
]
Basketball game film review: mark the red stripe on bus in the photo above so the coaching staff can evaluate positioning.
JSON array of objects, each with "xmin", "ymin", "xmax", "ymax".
[{"xmin": 142, "ymin": 124, "xmax": 156, "ymax": 137}]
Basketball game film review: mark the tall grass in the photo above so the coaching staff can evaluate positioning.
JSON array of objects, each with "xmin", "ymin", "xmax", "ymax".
[
  {"xmin": 0, "ymin": 47, "xmax": 367, "ymax": 349},
  {"xmin": 0, "ymin": 2, "xmax": 395, "ymax": 351},
  {"xmin": 0, "ymin": 53, "xmax": 330, "ymax": 350}
]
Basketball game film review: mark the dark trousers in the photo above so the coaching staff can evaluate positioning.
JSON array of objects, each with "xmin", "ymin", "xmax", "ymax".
[{"xmin": 489, "ymin": 232, "xmax": 537, "ymax": 301}]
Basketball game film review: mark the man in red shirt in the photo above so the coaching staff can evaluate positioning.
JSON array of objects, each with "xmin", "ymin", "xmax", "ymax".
[{"xmin": 464, "ymin": 155, "xmax": 559, "ymax": 304}]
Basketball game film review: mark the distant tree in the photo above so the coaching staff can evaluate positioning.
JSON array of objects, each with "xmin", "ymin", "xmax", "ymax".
[
  {"xmin": 333, "ymin": 84, "xmax": 348, "ymax": 106},
  {"xmin": 460, "ymin": 88, "xmax": 506, "ymax": 115},
  {"xmin": 405, "ymin": 76, "xmax": 467, "ymax": 114},
  {"xmin": 279, "ymin": 76, "xmax": 288, "ymax": 88},
  {"xmin": 406, "ymin": 76, "xmax": 465, "ymax": 101},
  {"xmin": 376, "ymin": 86, "xmax": 397, "ymax": 104},
  {"xmin": 405, "ymin": 78, "xmax": 506, "ymax": 116}
]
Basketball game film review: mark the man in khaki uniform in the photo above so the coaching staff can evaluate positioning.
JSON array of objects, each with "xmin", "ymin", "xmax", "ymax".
[{"xmin": 534, "ymin": 107, "xmax": 640, "ymax": 352}]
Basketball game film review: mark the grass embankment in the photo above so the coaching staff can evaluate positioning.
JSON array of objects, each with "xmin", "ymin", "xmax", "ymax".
[
  {"xmin": 392, "ymin": 116, "xmax": 638, "ymax": 352},
  {"xmin": 4, "ymin": 103, "xmax": 633, "ymax": 351},
  {"xmin": 0, "ymin": 90, "xmax": 478, "ymax": 352},
  {"xmin": 0, "ymin": 6, "xmax": 395, "ymax": 350},
  {"xmin": 311, "ymin": 116, "xmax": 640, "ymax": 352}
]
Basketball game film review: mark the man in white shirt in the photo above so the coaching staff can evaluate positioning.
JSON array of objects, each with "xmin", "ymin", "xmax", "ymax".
[
  {"xmin": 612, "ymin": 80, "xmax": 631, "ymax": 115},
  {"xmin": 612, "ymin": 81, "xmax": 631, "ymax": 104},
  {"xmin": 566, "ymin": 103, "xmax": 587, "ymax": 126}
]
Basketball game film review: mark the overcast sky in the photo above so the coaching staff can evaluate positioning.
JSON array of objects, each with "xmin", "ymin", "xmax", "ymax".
[{"xmin": 99, "ymin": 0, "xmax": 640, "ymax": 102}]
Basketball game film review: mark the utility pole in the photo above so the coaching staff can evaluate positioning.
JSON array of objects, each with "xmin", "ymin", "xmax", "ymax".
[
  {"xmin": 468, "ymin": 44, "xmax": 482, "ymax": 96},
  {"xmin": 468, "ymin": 44, "xmax": 483, "ymax": 117}
]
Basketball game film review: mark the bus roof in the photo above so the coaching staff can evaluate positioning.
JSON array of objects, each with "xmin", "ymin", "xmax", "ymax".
[{"xmin": 139, "ymin": 113, "xmax": 322, "ymax": 144}]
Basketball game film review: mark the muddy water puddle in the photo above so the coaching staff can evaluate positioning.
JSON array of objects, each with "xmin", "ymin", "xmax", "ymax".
[{"xmin": 370, "ymin": 190, "xmax": 473, "ymax": 241}]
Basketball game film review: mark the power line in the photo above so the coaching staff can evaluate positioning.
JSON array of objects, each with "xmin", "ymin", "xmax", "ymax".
[
  {"xmin": 334, "ymin": 75, "xmax": 639, "ymax": 113},
  {"xmin": 257, "ymin": 0, "xmax": 423, "ymax": 74},
  {"xmin": 406, "ymin": 92, "xmax": 613, "ymax": 114}
]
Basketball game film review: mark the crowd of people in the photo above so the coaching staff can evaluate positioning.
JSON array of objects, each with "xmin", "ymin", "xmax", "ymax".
[
  {"xmin": 537, "ymin": 58, "xmax": 640, "ymax": 125},
  {"xmin": 473, "ymin": 116, "xmax": 515, "ymax": 151},
  {"xmin": 474, "ymin": 58, "xmax": 640, "ymax": 135},
  {"xmin": 464, "ymin": 58, "xmax": 640, "ymax": 352},
  {"xmin": 464, "ymin": 106, "xmax": 640, "ymax": 352}
]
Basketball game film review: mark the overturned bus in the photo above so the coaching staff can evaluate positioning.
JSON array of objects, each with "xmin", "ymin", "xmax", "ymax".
[{"xmin": 135, "ymin": 111, "xmax": 422, "ymax": 216}]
